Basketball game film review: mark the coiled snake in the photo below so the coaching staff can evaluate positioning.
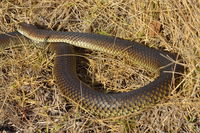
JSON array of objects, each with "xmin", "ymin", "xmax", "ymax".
[{"xmin": 0, "ymin": 23, "xmax": 184, "ymax": 117}]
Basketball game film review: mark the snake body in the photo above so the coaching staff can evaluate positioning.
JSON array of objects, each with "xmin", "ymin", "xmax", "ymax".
[{"xmin": 1, "ymin": 23, "xmax": 183, "ymax": 117}]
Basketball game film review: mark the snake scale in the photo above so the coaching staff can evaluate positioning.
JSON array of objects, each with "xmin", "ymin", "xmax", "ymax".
[{"xmin": 0, "ymin": 23, "xmax": 184, "ymax": 117}]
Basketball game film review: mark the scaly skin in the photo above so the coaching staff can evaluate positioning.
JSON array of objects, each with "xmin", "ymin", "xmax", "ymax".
[{"xmin": 0, "ymin": 23, "xmax": 184, "ymax": 117}]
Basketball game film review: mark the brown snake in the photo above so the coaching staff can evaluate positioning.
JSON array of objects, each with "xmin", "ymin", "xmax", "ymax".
[{"xmin": 0, "ymin": 23, "xmax": 184, "ymax": 117}]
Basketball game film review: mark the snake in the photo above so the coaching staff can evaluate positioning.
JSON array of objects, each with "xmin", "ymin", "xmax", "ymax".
[{"xmin": 0, "ymin": 22, "xmax": 184, "ymax": 117}]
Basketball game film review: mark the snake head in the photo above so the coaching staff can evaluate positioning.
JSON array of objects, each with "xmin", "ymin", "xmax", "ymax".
[{"xmin": 17, "ymin": 22, "xmax": 43, "ymax": 42}]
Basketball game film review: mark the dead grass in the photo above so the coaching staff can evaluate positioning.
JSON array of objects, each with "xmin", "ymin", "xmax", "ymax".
[{"xmin": 0, "ymin": 0, "xmax": 200, "ymax": 132}]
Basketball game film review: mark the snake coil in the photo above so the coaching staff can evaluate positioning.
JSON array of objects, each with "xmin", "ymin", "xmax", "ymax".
[{"xmin": 0, "ymin": 23, "xmax": 184, "ymax": 117}]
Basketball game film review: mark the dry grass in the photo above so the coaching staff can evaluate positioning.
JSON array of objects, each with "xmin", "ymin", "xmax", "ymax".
[{"xmin": 0, "ymin": 0, "xmax": 200, "ymax": 132}]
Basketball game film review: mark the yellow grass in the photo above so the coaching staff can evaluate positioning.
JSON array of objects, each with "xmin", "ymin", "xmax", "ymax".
[{"xmin": 0, "ymin": 0, "xmax": 199, "ymax": 132}]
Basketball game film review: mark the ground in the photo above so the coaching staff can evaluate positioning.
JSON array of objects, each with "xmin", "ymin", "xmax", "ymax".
[{"xmin": 0, "ymin": 0, "xmax": 200, "ymax": 132}]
